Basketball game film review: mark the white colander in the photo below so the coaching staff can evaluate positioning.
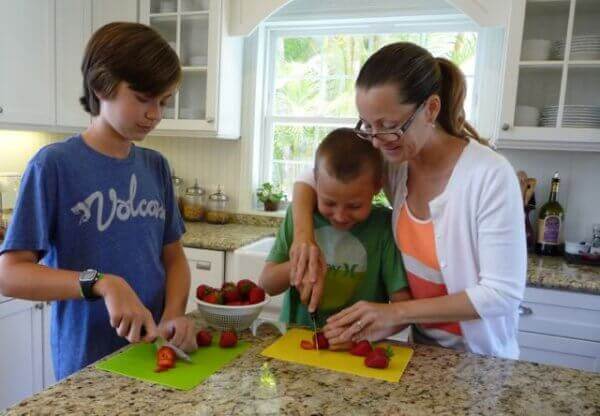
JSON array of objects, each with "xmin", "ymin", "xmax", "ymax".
[{"xmin": 195, "ymin": 295, "xmax": 271, "ymax": 331}]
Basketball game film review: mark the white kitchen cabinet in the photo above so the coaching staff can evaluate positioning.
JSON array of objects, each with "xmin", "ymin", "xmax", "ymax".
[
  {"xmin": 0, "ymin": 300, "xmax": 44, "ymax": 412},
  {"xmin": 518, "ymin": 287, "xmax": 600, "ymax": 372},
  {"xmin": 92, "ymin": 0, "xmax": 139, "ymax": 30},
  {"xmin": 183, "ymin": 247, "xmax": 225, "ymax": 313},
  {"xmin": 497, "ymin": 0, "xmax": 600, "ymax": 151},
  {"xmin": 0, "ymin": 0, "xmax": 55, "ymax": 127},
  {"xmin": 42, "ymin": 302, "xmax": 56, "ymax": 388},
  {"xmin": 55, "ymin": 0, "xmax": 92, "ymax": 128},
  {"xmin": 139, "ymin": 0, "xmax": 243, "ymax": 139},
  {"xmin": 55, "ymin": 0, "xmax": 139, "ymax": 129}
]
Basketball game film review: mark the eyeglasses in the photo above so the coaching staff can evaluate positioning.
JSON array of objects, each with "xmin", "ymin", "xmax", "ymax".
[{"xmin": 354, "ymin": 101, "xmax": 425, "ymax": 143}]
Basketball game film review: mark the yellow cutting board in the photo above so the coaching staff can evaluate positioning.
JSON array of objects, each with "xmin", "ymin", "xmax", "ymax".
[{"xmin": 261, "ymin": 328, "xmax": 413, "ymax": 382}]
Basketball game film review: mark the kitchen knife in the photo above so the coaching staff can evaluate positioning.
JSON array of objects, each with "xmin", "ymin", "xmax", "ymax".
[
  {"xmin": 310, "ymin": 311, "xmax": 319, "ymax": 351},
  {"xmin": 155, "ymin": 336, "xmax": 192, "ymax": 363}
]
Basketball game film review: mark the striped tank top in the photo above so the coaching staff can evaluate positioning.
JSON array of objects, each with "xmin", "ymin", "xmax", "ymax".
[{"xmin": 396, "ymin": 203, "xmax": 465, "ymax": 349}]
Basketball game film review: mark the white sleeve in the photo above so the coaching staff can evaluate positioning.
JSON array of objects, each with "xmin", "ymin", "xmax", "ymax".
[
  {"xmin": 465, "ymin": 161, "xmax": 527, "ymax": 318},
  {"xmin": 295, "ymin": 168, "xmax": 316, "ymax": 189}
]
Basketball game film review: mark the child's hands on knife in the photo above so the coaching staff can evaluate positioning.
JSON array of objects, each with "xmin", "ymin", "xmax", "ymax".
[{"xmin": 158, "ymin": 316, "xmax": 198, "ymax": 353}]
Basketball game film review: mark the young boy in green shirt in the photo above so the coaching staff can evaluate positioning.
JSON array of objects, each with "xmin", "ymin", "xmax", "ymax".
[{"xmin": 260, "ymin": 128, "xmax": 410, "ymax": 340}]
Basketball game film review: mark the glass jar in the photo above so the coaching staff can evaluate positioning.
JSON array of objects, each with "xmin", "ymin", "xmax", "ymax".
[
  {"xmin": 206, "ymin": 185, "xmax": 229, "ymax": 224},
  {"xmin": 181, "ymin": 179, "xmax": 205, "ymax": 221},
  {"xmin": 171, "ymin": 169, "xmax": 184, "ymax": 214}
]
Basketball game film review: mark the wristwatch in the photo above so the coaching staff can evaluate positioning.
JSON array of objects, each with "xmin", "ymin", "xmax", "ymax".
[{"xmin": 79, "ymin": 269, "xmax": 103, "ymax": 300}]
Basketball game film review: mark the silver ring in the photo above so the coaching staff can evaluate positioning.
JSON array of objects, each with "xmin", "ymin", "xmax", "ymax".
[{"xmin": 356, "ymin": 320, "xmax": 363, "ymax": 329}]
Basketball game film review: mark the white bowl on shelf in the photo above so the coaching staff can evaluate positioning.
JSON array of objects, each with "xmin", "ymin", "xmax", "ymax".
[{"xmin": 521, "ymin": 39, "xmax": 552, "ymax": 61}]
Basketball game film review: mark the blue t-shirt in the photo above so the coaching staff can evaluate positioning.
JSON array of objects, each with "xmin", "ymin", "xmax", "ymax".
[{"xmin": 0, "ymin": 135, "xmax": 185, "ymax": 379}]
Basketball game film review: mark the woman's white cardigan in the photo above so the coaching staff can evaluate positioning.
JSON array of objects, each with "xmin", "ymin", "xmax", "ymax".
[{"xmin": 298, "ymin": 140, "xmax": 527, "ymax": 359}]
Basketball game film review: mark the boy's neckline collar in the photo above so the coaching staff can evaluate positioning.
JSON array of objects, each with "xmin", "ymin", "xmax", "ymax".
[{"xmin": 76, "ymin": 134, "xmax": 136, "ymax": 164}]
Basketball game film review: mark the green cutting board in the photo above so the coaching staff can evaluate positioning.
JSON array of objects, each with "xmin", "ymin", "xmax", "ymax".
[{"xmin": 96, "ymin": 340, "xmax": 250, "ymax": 390}]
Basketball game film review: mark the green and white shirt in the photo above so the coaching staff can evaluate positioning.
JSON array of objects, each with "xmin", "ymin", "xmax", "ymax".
[{"xmin": 267, "ymin": 205, "xmax": 408, "ymax": 327}]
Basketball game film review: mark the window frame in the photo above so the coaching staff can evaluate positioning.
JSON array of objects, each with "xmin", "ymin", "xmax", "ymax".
[{"xmin": 258, "ymin": 15, "xmax": 483, "ymax": 201}]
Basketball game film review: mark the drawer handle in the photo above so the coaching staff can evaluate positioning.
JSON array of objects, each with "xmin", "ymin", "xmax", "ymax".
[
  {"xmin": 518, "ymin": 305, "xmax": 533, "ymax": 316},
  {"xmin": 195, "ymin": 261, "xmax": 212, "ymax": 271}
]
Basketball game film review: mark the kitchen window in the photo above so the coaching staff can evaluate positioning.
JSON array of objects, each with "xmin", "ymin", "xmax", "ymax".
[{"xmin": 259, "ymin": 19, "xmax": 482, "ymax": 199}]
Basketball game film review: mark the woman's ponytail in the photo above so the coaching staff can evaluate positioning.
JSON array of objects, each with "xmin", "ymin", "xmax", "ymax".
[{"xmin": 435, "ymin": 57, "xmax": 483, "ymax": 144}]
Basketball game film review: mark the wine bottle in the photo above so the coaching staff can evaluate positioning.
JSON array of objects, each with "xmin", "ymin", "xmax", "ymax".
[{"xmin": 535, "ymin": 172, "xmax": 565, "ymax": 256}]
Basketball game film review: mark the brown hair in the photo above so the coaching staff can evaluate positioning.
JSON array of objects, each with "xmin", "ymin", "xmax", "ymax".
[
  {"xmin": 80, "ymin": 22, "xmax": 181, "ymax": 115},
  {"xmin": 356, "ymin": 42, "xmax": 483, "ymax": 143},
  {"xmin": 314, "ymin": 128, "xmax": 383, "ymax": 186}
]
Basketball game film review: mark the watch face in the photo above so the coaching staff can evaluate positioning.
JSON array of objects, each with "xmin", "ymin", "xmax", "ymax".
[{"xmin": 81, "ymin": 269, "xmax": 97, "ymax": 283}]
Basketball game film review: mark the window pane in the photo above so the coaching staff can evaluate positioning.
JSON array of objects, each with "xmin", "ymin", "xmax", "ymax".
[
  {"xmin": 273, "ymin": 32, "xmax": 478, "ymax": 118},
  {"xmin": 272, "ymin": 124, "xmax": 338, "ymax": 196}
]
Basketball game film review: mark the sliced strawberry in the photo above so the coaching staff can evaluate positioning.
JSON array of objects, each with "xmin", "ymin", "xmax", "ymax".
[
  {"xmin": 350, "ymin": 340, "xmax": 373, "ymax": 357},
  {"xmin": 219, "ymin": 331, "xmax": 238, "ymax": 348},
  {"xmin": 312, "ymin": 332, "xmax": 329, "ymax": 349},
  {"xmin": 300, "ymin": 340, "xmax": 315, "ymax": 350},
  {"xmin": 248, "ymin": 286, "xmax": 266, "ymax": 304},
  {"xmin": 196, "ymin": 330, "xmax": 212, "ymax": 347}
]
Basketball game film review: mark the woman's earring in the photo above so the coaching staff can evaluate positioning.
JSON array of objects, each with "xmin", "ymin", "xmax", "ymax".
[{"xmin": 430, "ymin": 123, "xmax": 436, "ymax": 128}]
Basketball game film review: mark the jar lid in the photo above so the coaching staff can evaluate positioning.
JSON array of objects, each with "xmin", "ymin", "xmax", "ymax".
[
  {"xmin": 171, "ymin": 169, "xmax": 184, "ymax": 186},
  {"xmin": 185, "ymin": 179, "xmax": 205, "ymax": 196},
  {"xmin": 209, "ymin": 185, "xmax": 228, "ymax": 201}
]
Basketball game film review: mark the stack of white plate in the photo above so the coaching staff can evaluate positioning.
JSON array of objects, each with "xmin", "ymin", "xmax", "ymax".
[
  {"xmin": 552, "ymin": 35, "xmax": 600, "ymax": 60},
  {"xmin": 540, "ymin": 105, "xmax": 600, "ymax": 128}
]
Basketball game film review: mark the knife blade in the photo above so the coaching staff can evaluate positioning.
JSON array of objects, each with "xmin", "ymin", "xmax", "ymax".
[
  {"xmin": 310, "ymin": 311, "xmax": 319, "ymax": 351},
  {"xmin": 155, "ymin": 336, "xmax": 192, "ymax": 363}
]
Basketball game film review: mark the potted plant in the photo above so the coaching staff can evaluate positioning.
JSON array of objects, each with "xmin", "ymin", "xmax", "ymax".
[{"xmin": 256, "ymin": 182, "xmax": 286, "ymax": 211}]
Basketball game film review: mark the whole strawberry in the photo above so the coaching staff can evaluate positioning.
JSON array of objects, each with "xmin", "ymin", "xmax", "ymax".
[
  {"xmin": 196, "ymin": 284, "xmax": 213, "ymax": 300},
  {"xmin": 313, "ymin": 332, "xmax": 329, "ymax": 349},
  {"xmin": 219, "ymin": 331, "xmax": 238, "ymax": 348},
  {"xmin": 350, "ymin": 340, "xmax": 373, "ymax": 357},
  {"xmin": 222, "ymin": 282, "xmax": 236, "ymax": 291},
  {"xmin": 203, "ymin": 291, "xmax": 223, "ymax": 304},
  {"xmin": 196, "ymin": 330, "xmax": 212, "ymax": 347},
  {"xmin": 237, "ymin": 279, "xmax": 256, "ymax": 298},
  {"xmin": 223, "ymin": 286, "xmax": 241, "ymax": 303},
  {"xmin": 364, "ymin": 346, "xmax": 393, "ymax": 369},
  {"xmin": 248, "ymin": 286, "xmax": 266, "ymax": 304}
]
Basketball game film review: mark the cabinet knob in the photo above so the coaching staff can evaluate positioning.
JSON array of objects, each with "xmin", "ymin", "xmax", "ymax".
[
  {"xmin": 518, "ymin": 305, "xmax": 533, "ymax": 316},
  {"xmin": 206, "ymin": 117, "xmax": 214, "ymax": 123},
  {"xmin": 0, "ymin": 106, "xmax": 3, "ymax": 114},
  {"xmin": 35, "ymin": 302, "xmax": 44, "ymax": 310},
  {"xmin": 501, "ymin": 123, "xmax": 510, "ymax": 131}
]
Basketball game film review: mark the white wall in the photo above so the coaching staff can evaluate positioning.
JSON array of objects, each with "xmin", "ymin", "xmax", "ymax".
[
  {"xmin": 499, "ymin": 149, "xmax": 600, "ymax": 242},
  {"xmin": 0, "ymin": 130, "xmax": 243, "ymax": 211}
]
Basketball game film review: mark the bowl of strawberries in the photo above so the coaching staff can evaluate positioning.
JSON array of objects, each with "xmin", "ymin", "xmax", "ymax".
[{"xmin": 195, "ymin": 279, "xmax": 270, "ymax": 331}]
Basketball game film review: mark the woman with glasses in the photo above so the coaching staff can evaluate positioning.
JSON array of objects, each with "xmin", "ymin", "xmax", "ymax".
[{"xmin": 289, "ymin": 42, "xmax": 526, "ymax": 359}]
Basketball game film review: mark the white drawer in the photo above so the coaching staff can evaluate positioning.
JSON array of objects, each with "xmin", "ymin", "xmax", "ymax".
[
  {"xmin": 518, "ymin": 331, "xmax": 600, "ymax": 372},
  {"xmin": 519, "ymin": 287, "xmax": 600, "ymax": 342},
  {"xmin": 183, "ymin": 247, "xmax": 225, "ymax": 313}
]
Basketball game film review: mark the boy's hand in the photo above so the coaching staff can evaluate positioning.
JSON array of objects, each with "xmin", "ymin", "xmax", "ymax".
[
  {"xmin": 94, "ymin": 274, "xmax": 159, "ymax": 344},
  {"xmin": 159, "ymin": 316, "xmax": 198, "ymax": 353}
]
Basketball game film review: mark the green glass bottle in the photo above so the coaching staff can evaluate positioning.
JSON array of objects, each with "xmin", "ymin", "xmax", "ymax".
[{"xmin": 535, "ymin": 172, "xmax": 565, "ymax": 256}]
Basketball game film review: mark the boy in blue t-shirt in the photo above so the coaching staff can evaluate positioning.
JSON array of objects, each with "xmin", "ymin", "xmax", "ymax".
[
  {"xmin": 260, "ymin": 128, "xmax": 410, "ymax": 345},
  {"xmin": 0, "ymin": 23, "xmax": 196, "ymax": 379}
]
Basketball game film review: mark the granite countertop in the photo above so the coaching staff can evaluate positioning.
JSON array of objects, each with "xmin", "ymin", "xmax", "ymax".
[
  {"xmin": 4, "ymin": 313, "xmax": 599, "ymax": 416},
  {"xmin": 179, "ymin": 213, "xmax": 282, "ymax": 251},
  {"xmin": 527, "ymin": 254, "xmax": 600, "ymax": 295}
]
